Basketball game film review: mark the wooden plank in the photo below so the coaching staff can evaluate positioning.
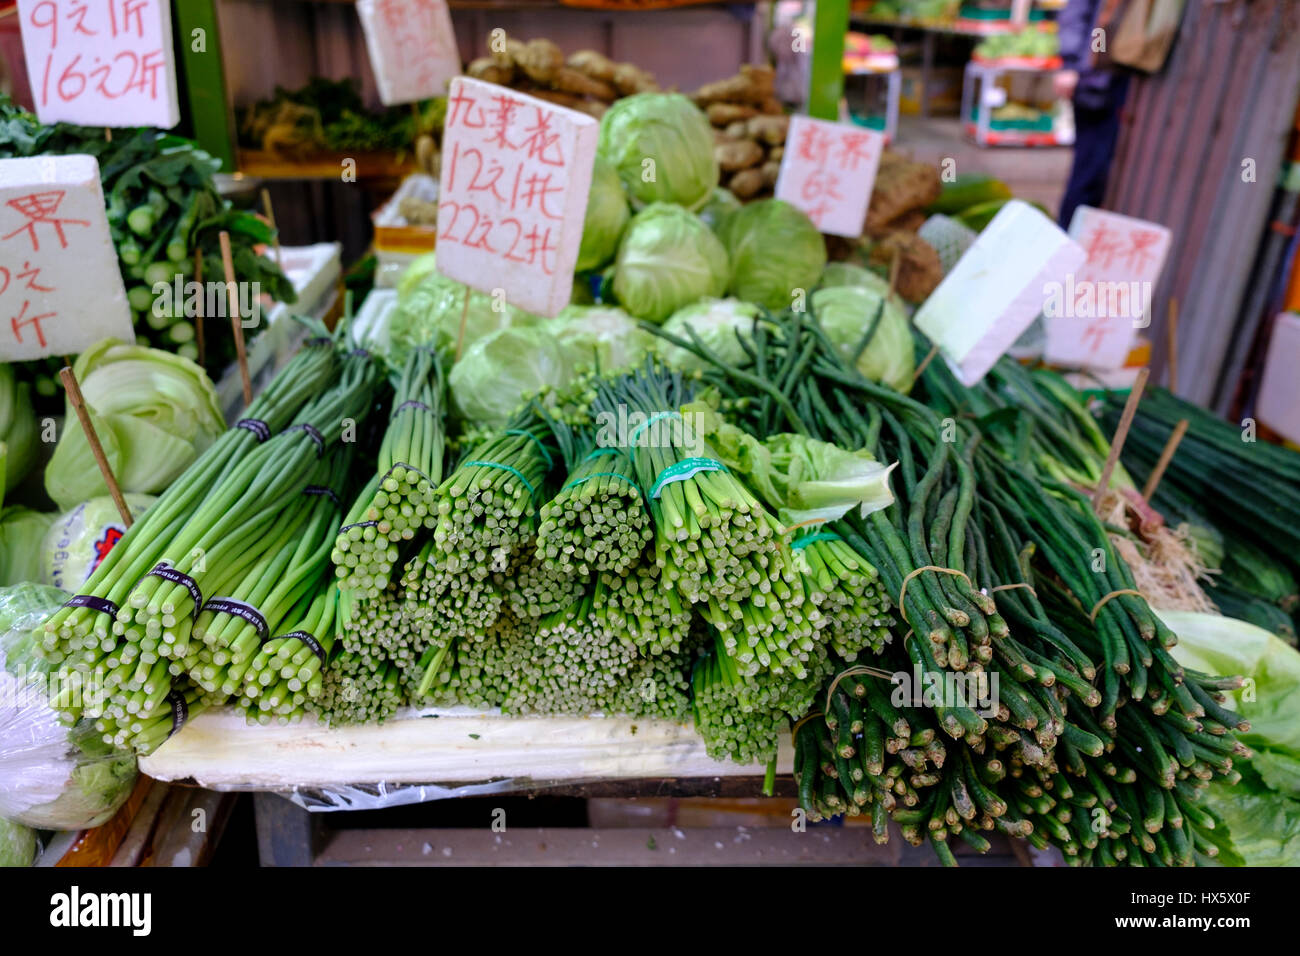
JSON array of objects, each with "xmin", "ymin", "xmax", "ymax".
[
  {"xmin": 238, "ymin": 149, "xmax": 415, "ymax": 181},
  {"xmin": 147, "ymin": 790, "xmax": 238, "ymax": 868},
  {"xmin": 54, "ymin": 775, "xmax": 154, "ymax": 867},
  {"xmin": 255, "ymin": 792, "xmax": 318, "ymax": 867},
  {"xmin": 108, "ymin": 781, "xmax": 170, "ymax": 867}
]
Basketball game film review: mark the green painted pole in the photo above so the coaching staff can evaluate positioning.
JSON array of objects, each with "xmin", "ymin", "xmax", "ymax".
[
  {"xmin": 808, "ymin": 0, "xmax": 849, "ymax": 120},
  {"xmin": 174, "ymin": 0, "xmax": 236, "ymax": 170}
]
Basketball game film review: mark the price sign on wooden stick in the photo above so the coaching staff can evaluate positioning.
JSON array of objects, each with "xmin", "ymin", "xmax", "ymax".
[
  {"xmin": 0, "ymin": 155, "xmax": 134, "ymax": 361},
  {"xmin": 15, "ymin": 0, "xmax": 180, "ymax": 128},
  {"xmin": 356, "ymin": 0, "xmax": 461, "ymax": 106},
  {"xmin": 435, "ymin": 77, "xmax": 598, "ymax": 317},
  {"xmin": 775, "ymin": 116, "xmax": 883, "ymax": 238}
]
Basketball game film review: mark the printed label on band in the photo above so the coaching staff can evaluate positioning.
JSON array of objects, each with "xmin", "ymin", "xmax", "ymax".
[
  {"xmin": 283, "ymin": 629, "xmax": 327, "ymax": 664},
  {"xmin": 305, "ymin": 336, "xmax": 332, "ymax": 347},
  {"xmin": 650, "ymin": 457, "xmax": 727, "ymax": 499},
  {"xmin": 62, "ymin": 594, "xmax": 120, "ymax": 617},
  {"xmin": 166, "ymin": 689, "xmax": 189, "ymax": 739},
  {"xmin": 339, "ymin": 520, "xmax": 379, "ymax": 534},
  {"xmin": 202, "ymin": 598, "xmax": 269, "ymax": 642},
  {"xmin": 394, "ymin": 399, "xmax": 433, "ymax": 415},
  {"xmin": 286, "ymin": 423, "xmax": 325, "ymax": 456},
  {"xmin": 304, "ymin": 485, "xmax": 341, "ymax": 507},
  {"xmin": 235, "ymin": 419, "xmax": 271, "ymax": 442},
  {"xmin": 146, "ymin": 563, "xmax": 203, "ymax": 619}
]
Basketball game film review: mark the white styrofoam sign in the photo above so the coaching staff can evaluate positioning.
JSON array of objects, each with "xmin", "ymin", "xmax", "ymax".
[
  {"xmin": 1044, "ymin": 206, "xmax": 1172, "ymax": 371},
  {"xmin": 0, "ymin": 155, "xmax": 133, "ymax": 361},
  {"xmin": 15, "ymin": 0, "xmax": 179, "ymax": 128},
  {"xmin": 434, "ymin": 77, "xmax": 598, "ymax": 317},
  {"xmin": 356, "ymin": 0, "xmax": 461, "ymax": 106},
  {"xmin": 1257, "ymin": 312, "xmax": 1300, "ymax": 446},
  {"xmin": 774, "ymin": 116, "xmax": 883, "ymax": 237},
  {"xmin": 915, "ymin": 200, "xmax": 1085, "ymax": 386}
]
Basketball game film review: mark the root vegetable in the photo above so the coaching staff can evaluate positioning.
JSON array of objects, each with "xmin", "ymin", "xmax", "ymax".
[
  {"xmin": 729, "ymin": 167, "xmax": 764, "ymax": 199},
  {"xmin": 707, "ymin": 103, "xmax": 758, "ymax": 126},
  {"xmin": 715, "ymin": 140, "xmax": 764, "ymax": 172},
  {"xmin": 567, "ymin": 50, "xmax": 618, "ymax": 83},
  {"xmin": 746, "ymin": 114, "xmax": 789, "ymax": 146}
]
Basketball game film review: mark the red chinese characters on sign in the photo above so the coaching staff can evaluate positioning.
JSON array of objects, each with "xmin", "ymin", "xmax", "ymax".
[
  {"xmin": 0, "ymin": 155, "xmax": 133, "ymax": 361},
  {"xmin": 775, "ymin": 116, "xmax": 883, "ymax": 238},
  {"xmin": 356, "ymin": 0, "xmax": 460, "ymax": 106},
  {"xmin": 1044, "ymin": 206, "xmax": 1172, "ymax": 371},
  {"xmin": 15, "ymin": 0, "xmax": 179, "ymax": 128},
  {"xmin": 434, "ymin": 78, "xmax": 598, "ymax": 317}
]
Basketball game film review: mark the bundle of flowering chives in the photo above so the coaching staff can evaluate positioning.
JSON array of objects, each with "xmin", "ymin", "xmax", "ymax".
[
  {"xmin": 590, "ymin": 560, "xmax": 690, "ymax": 656},
  {"xmin": 431, "ymin": 406, "xmax": 558, "ymax": 563},
  {"xmin": 308, "ymin": 645, "xmax": 404, "ymax": 727},
  {"xmin": 332, "ymin": 348, "xmax": 446, "ymax": 598},
  {"xmin": 237, "ymin": 579, "xmax": 338, "ymax": 724},
  {"xmin": 535, "ymin": 418, "xmax": 651, "ymax": 578},
  {"xmin": 793, "ymin": 529, "xmax": 893, "ymax": 660},
  {"xmin": 336, "ymin": 587, "xmax": 422, "ymax": 682},
  {"xmin": 94, "ymin": 679, "xmax": 218, "ymax": 754},
  {"xmin": 609, "ymin": 640, "xmax": 698, "ymax": 722},
  {"xmin": 592, "ymin": 362, "xmax": 785, "ymax": 606},
  {"xmin": 398, "ymin": 541, "xmax": 503, "ymax": 639},
  {"xmin": 503, "ymin": 547, "xmax": 586, "ymax": 621},
  {"xmin": 39, "ymin": 340, "xmax": 338, "ymax": 689}
]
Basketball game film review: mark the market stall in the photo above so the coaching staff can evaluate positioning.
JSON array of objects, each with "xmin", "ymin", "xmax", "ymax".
[{"xmin": 0, "ymin": 0, "xmax": 1298, "ymax": 879}]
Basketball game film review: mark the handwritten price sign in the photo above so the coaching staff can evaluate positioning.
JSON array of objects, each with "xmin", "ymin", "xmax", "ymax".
[
  {"xmin": 1044, "ymin": 206, "xmax": 1172, "ymax": 371},
  {"xmin": 0, "ymin": 156, "xmax": 133, "ymax": 361},
  {"xmin": 356, "ymin": 0, "xmax": 461, "ymax": 106},
  {"xmin": 15, "ymin": 0, "xmax": 179, "ymax": 128},
  {"xmin": 435, "ymin": 77, "xmax": 598, "ymax": 317},
  {"xmin": 774, "ymin": 116, "xmax": 883, "ymax": 238}
]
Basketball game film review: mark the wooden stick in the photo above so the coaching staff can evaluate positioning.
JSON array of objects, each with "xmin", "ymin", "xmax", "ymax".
[
  {"xmin": 454, "ymin": 285, "xmax": 471, "ymax": 361},
  {"xmin": 60, "ymin": 366, "xmax": 132, "ymax": 528},
  {"xmin": 1141, "ymin": 418, "xmax": 1188, "ymax": 502},
  {"xmin": 1093, "ymin": 367, "xmax": 1149, "ymax": 512},
  {"xmin": 194, "ymin": 249, "xmax": 205, "ymax": 369},
  {"xmin": 219, "ymin": 231, "xmax": 253, "ymax": 406},
  {"xmin": 260, "ymin": 187, "xmax": 283, "ymax": 269},
  {"xmin": 911, "ymin": 342, "xmax": 940, "ymax": 387},
  {"xmin": 888, "ymin": 249, "xmax": 901, "ymax": 297},
  {"xmin": 104, "ymin": 128, "xmax": 112, "ymax": 142},
  {"xmin": 1165, "ymin": 297, "xmax": 1179, "ymax": 393}
]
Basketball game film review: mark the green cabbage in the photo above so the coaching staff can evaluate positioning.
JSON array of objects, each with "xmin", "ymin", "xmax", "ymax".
[
  {"xmin": 448, "ymin": 324, "xmax": 570, "ymax": 428},
  {"xmin": 0, "ymin": 365, "xmax": 37, "ymax": 494},
  {"xmin": 697, "ymin": 187, "xmax": 742, "ymax": 231},
  {"xmin": 597, "ymin": 93, "xmax": 719, "ymax": 210},
  {"xmin": 390, "ymin": 257, "xmax": 539, "ymax": 364},
  {"xmin": 0, "ymin": 506, "xmax": 57, "ymax": 587},
  {"xmin": 717, "ymin": 199, "xmax": 827, "ymax": 310},
  {"xmin": 613, "ymin": 203, "xmax": 730, "ymax": 323},
  {"xmin": 659, "ymin": 298, "xmax": 763, "ymax": 370},
  {"xmin": 0, "ymin": 816, "xmax": 37, "ymax": 867},
  {"xmin": 41, "ymin": 494, "xmax": 155, "ymax": 592},
  {"xmin": 577, "ymin": 156, "xmax": 630, "ymax": 272},
  {"xmin": 552, "ymin": 305, "xmax": 653, "ymax": 375},
  {"xmin": 819, "ymin": 261, "xmax": 889, "ymax": 293},
  {"xmin": 812, "ymin": 284, "xmax": 915, "ymax": 394},
  {"xmin": 45, "ymin": 340, "xmax": 224, "ymax": 512},
  {"xmin": 397, "ymin": 251, "xmax": 441, "ymax": 298}
]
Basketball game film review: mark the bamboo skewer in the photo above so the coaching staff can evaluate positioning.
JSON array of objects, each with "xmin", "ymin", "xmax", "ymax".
[
  {"xmin": 1141, "ymin": 418, "xmax": 1188, "ymax": 502},
  {"xmin": 1094, "ymin": 367, "xmax": 1149, "ymax": 512},
  {"xmin": 60, "ymin": 367, "xmax": 133, "ymax": 528},
  {"xmin": 219, "ymin": 231, "xmax": 253, "ymax": 406}
]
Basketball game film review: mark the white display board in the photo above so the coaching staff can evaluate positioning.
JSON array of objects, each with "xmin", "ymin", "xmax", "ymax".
[
  {"xmin": 775, "ymin": 115, "xmax": 883, "ymax": 238},
  {"xmin": 434, "ymin": 77, "xmax": 598, "ymax": 317},
  {"xmin": 15, "ymin": 0, "xmax": 179, "ymax": 128},
  {"xmin": 356, "ymin": 0, "xmax": 462, "ymax": 106},
  {"xmin": 0, "ymin": 155, "xmax": 133, "ymax": 361}
]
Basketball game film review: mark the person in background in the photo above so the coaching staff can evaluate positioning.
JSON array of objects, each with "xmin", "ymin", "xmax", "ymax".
[{"xmin": 1055, "ymin": 0, "xmax": 1130, "ymax": 229}]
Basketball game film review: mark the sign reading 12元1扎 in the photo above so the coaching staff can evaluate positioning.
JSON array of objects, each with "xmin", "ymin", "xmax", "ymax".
[
  {"xmin": 15, "ymin": 0, "xmax": 180, "ymax": 128},
  {"xmin": 434, "ymin": 77, "xmax": 598, "ymax": 317},
  {"xmin": 0, "ymin": 155, "xmax": 134, "ymax": 362}
]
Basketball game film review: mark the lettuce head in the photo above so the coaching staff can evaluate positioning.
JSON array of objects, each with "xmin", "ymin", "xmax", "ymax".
[{"xmin": 613, "ymin": 203, "xmax": 729, "ymax": 323}]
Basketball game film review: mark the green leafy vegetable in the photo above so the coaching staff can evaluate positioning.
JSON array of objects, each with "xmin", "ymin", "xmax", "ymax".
[
  {"xmin": 597, "ymin": 92, "xmax": 719, "ymax": 210},
  {"xmin": 717, "ymin": 199, "xmax": 826, "ymax": 310},
  {"xmin": 0, "ymin": 507, "xmax": 57, "ymax": 588},
  {"xmin": 697, "ymin": 186, "xmax": 742, "ymax": 231},
  {"xmin": 659, "ymin": 298, "xmax": 763, "ymax": 371},
  {"xmin": 577, "ymin": 156, "xmax": 630, "ymax": 272},
  {"xmin": 0, "ymin": 366, "xmax": 38, "ymax": 493},
  {"xmin": 551, "ymin": 305, "xmax": 653, "ymax": 375},
  {"xmin": 449, "ymin": 325, "xmax": 570, "ymax": 428},
  {"xmin": 812, "ymin": 284, "xmax": 915, "ymax": 394},
  {"xmin": 0, "ymin": 817, "xmax": 37, "ymax": 867},
  {"xmin": 612, "ymin": 203, "xmax": 730, "ymax": 323}
]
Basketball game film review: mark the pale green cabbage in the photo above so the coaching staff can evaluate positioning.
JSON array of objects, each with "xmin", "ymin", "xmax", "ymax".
[
  {"xmin": 812, "ymin": 284, "xmax": 915, "ymax": 394},
  {"xmin": 552, "ymin": 305, "xmax": 653, "ymax": 375},
  {"xmin": 819, "ymin": 261, "xmax": 889, "ymax": 293},
  {"xmin": 449, "ymin": 324, "xmax": 570, "ymax": 428},
  {"xmin": 577, "ymin": 156, "xmax": 630, "ymax": 272},
  {"xmin": 0, "ymin": 816, "xmax": 37, "ymax": 867},
  {"xmin": 0, "ymin": 506, "xmax": 57, "ymax": 587},
  {"xmin": 597, "ymin": 93, "xmax": 719, "ymax": 210},
  {"xmin": 659, "ymin": 298, "xmax": 763, "ymax": 370},
  {"xmin": 613, "ymin": 203, "xmax": 729, "ymax": 323},
  {"xmin": 0, "ymin": 366, "xmax": 37, "ymax": 494},
  {"xmin": 45, "ymin": 341, "xmax": 224, "ymax": 511},
  {"xmin": 698, "ymin": 187, "xmax": 742, "ymax": 231},
  {"xmin": 717, "ymin": 199, "xmax": 827, "ymax": 310}
]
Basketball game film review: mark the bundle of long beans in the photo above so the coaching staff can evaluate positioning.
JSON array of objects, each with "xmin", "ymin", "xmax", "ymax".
[{"xmin": 332, "ymin": 347, "xmax": 446, "ymax": 598}]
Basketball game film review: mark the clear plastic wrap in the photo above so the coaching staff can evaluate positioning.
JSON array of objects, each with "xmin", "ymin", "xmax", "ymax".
[{"xmin": 0, "ymin": 584, "xmax": 138, "ymax": 830}]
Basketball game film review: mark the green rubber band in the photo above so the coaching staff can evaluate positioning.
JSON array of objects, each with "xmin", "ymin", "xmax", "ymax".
[
  {"xmin": 650, "ymin": 457, "xmax": 727, "ymax": 499},
  {"xmin": 629, "ymin": 410, "xmax": 681, "ymax": 445},
  {"xmin": 791, "ymin": 532, "xmax": 842, "ymax": 550},
  {"xmin": 505, "ymin": 429, "xmax": 553, "ymax": 471},
  {"xmin": 463, "ymin": 460, "xmax": 536, "ymax": 497},
  {"xmin": 563, "ymin": 471, "xmax": 638, "ymax": 492},
  {"xmin": 585, "ymin": 447, "xmax": 623, "ymax": 460}
]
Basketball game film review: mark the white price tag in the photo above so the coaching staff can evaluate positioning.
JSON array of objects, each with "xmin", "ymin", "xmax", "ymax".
[
  {"xmin": 356, "ymin": 0, "xmax": 461, "ymax": 106},
  {"xmin": 774, "ymin": 116, "xmax": 884, "ymax": 238}
]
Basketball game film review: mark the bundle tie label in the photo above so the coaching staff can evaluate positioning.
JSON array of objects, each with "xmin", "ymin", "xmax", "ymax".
[
  {"xmin": 235, "ymin": 418, "xmax": 270, "ymax": 442},
  {"xmin": 283, "ymin": 629, "xmax": 327, "ymax": 664},
  {"xmin": 585, "ymin": 447, "xmax": 623, "ymax": 461},
  {"xmin": 147, "ymin": 563, "xmax": 203, "ymax": 620},
  {"xmin": 62, "ymin": 594, "xmax": 119, "ymax": 617},
  {"xmin": 394, "ymin": 399, "xmax": 433, "ymax": 416},
  {"xmin": 348, "ymin": 348, "xmax": 370, "ymax": 358},
  {"xmin": 304, "ymin": 485, "xmax": 340, "ymax": 507},
  {"xmin": 563, "ymin": 471, "xmax": 642, "ymax": 497},
  {"xmin": 286, "ymin": 423, "xmax": 325, "ymax": 456},
  {"xmin": 166, "ymin": 689, "xmax": 189, "ymax": 739},
  {"xmin": 202, "ymin": 598, "xmax": 269, "ymax": 641},
  {"xmin": 339, "ymin": 520, "xmax": 379, "ymax": 534},
  {"xmin": 464, "ymin": 460, "xmax": 535, "ymax": 498},
  {"xmin": 791, "ymin": 532, "xmax": 842, "ymax": 550},
  {"xmin": 629, "ymin": 410, "xmax": 681, "ymax": 445},
  {"xmin": 650, "ymin": 457, "xmax": 727, "ymax": 499},
  {"xmin": 505, "ymin": 429, "xmax": 553, "ymax": 471},
  {"xmin": 305, "ymin": 336, "xmax": 332, "ymax": 347}
]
